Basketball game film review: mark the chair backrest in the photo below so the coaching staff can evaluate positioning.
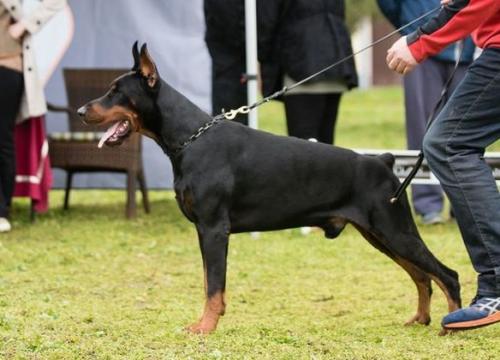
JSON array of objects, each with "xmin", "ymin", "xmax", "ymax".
[{"xmin": 63, "ymin": 68, "xmax": 129, "ymax": 132}]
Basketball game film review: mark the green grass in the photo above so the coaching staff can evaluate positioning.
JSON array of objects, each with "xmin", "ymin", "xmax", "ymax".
[
  {"xmin": 1, "ymin": 87, "xmax": 499, "ymax": 359},
  {"xmin": 258, "ymin": 86, "xmax": 406, "ymax": 148}
]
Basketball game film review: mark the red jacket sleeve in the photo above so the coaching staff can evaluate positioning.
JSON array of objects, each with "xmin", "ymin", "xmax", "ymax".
[{"xmin": 407, "ymin": 0, "xmax": 500, "ymax": 62}]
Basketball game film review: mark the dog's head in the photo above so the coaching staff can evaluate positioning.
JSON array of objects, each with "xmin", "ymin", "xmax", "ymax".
[{"xmin": 78, "ymin": 42, "xmax": 161, "ymax": 147}]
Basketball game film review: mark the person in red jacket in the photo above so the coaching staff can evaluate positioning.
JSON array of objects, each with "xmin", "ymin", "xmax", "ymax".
[{"xmin": 386, "ymin": 0, "xmax": 500, "ymax": 331}]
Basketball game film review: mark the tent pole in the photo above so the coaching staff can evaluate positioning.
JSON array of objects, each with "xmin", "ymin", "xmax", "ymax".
[{"xmin": 244, "ymin": 0, "xmax": 258, "ymax": 129}]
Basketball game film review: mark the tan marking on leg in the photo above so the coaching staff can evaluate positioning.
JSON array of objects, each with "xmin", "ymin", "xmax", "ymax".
[
  {"xmin": 430, "ymin": 275, "xmax": 460, "ymax": 313},
  {"xmin": 395, "ymin": 257, "xmax": 432, "ymax": 325},
  {"xmin": 187, "ymin": 291, "xmax": 226, "ymax": 334},
  {"xmin": 351, "ymin": 224, "xmax": 434, "ymax": 325},
  {"xmin": 186, "ymin": 267, "xmax": 225, "ymax": 334}
]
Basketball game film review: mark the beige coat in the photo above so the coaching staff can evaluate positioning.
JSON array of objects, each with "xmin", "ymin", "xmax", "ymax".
[{"xmin": 1, "ymin": 0, "xmax": 66, "ymax": 122}]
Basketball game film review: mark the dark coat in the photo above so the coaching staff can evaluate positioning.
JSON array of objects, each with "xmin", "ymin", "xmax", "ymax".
[
  {"xmin": 204, "ymin": 0, "xmax": 245, "ymax": 53},
  {"xmin": 204, "ymin": 0, "xmax": 282, "ymax": 67},
  {"xmin": 259, "ymin": 0, "xmax": 358, "ymax": 96},
  {"xmin": 204, "ymin": 0, "xmax": 358, "ymax": 97}
]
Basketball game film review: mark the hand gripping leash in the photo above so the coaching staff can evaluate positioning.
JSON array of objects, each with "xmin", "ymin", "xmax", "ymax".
[{"xmin": 389, "ymin": 40, "xmax": 464, "ymax": 203}]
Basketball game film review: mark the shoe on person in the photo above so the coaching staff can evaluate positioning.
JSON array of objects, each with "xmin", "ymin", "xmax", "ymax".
[
  {"xmin": 0, "ymin": 217, "xmax": 11, "ymax": 233},
  {"xmin": 422, "ymin": 212, "xmax": 444, "ymax": 225},
  {"xmin": 442, "ymin": 296, "xmax": 500, "ymax": 330}
]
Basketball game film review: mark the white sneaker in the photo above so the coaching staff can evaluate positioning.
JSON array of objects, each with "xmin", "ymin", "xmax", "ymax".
[{"xmin": 0, "ymin": 217, "xmax": 11, "ymax": 233}]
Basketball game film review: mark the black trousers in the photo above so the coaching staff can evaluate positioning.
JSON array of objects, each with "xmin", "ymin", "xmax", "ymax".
[
  {"xmin": 209, "ymin": 47, "xmax": 248, "ymax": 125},
  {"xmin": 284, "ymin": 93, "xmax": 342, "ymax": 145},
  {"xmin": 0, "ymin": 66, "xmax": 24, "ymax": 217}
]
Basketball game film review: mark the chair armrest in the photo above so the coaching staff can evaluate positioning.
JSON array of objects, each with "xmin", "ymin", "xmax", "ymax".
[{"xmin": 47, "ymin": 102, "xmax": 75, "ymax": 116}]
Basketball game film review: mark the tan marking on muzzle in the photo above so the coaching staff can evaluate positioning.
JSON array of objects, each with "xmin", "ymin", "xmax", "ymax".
[{"xmin": 86, "ymin": 103, "xmax": 141, "ymax": 131}]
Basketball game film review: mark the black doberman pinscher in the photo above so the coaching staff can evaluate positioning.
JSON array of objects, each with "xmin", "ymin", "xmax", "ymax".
[{"xmin": 78, "ymin": 43, "xmax": 461, "ymax": 334}]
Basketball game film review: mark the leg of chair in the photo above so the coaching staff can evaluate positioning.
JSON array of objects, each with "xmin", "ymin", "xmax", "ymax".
[
  {"xmin": 64, "ymin": 171, "xmax": 73, "ymax": 210},
  {"xmin": 126, "ymin": 170, "xmax": 137, "ymax": 219},
  {"xmin": 137, "ymin": 169, "xmax": 150, "ymax": 214}
]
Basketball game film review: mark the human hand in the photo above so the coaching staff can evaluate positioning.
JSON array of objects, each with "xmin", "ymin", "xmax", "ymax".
[
  {"xmin": 8, "ymin": 22, "xmax": 27, "ymax": 40},
  {"xmin": 386, "ymin": 37, "xmax": 417, "ymax": 75},
  {"xmin": 441, "ymin": 0, "xmax": 453, "ymax": 5}
]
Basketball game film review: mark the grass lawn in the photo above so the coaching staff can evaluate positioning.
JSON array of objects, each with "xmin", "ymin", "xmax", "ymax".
[{"xmin": 1, "ymin": 87, "xmax": 499, "ymax": 359}]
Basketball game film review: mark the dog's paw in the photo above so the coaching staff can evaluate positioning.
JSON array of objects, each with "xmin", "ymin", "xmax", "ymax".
[
  {"xmin": 185, "ymin": 322, "xmax": 216, "ymax": 335},
  {"xmin": 438, "ymin": 328, "xmax": 456, "ymax": 336},
  {"xmin": 404, "ymin": 313, "xmax": 431, "ymax": 326}
]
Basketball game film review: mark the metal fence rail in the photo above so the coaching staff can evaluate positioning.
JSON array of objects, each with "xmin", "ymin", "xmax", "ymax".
[{"xmin": 355, "ymin": 149, "xmax": 500, "ymax": 185}]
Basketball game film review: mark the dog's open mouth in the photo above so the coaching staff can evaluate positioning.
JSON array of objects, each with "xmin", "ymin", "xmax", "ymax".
[{"xmin": 98, "ymin": 120, "xmax": 131, "ymax": 148}]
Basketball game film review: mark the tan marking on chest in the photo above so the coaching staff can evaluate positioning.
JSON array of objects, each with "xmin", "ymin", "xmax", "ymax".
[{"xmin": 177, "ymin": 188, "xmax": 196, "ymax": 221}]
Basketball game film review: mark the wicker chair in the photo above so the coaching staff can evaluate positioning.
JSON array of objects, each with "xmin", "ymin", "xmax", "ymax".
[{"xmin": 48, "ymin": 68, "xmax": 150, "ymax": 218}]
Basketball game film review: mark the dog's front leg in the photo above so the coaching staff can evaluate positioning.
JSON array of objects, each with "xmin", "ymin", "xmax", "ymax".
[{"xmin": 187, "ymin": 222, "xmax": 229, "ymax": 334}]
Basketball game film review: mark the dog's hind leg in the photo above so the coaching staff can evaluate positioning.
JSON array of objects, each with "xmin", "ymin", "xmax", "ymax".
[
  {"xmin": 187, "ymin": 218, "xmax": 230, "ymax": 334},
  {"xmin": 352, "ymin": 224, "xmax": 432, "ymax": 325},
  {"xmin": 367, "ymin": 200, "xmax": 462, "ymax": 316},
  {"xmin": 393, "ymin": 257, "xmax": 433, "ymax": 325},
  {"xmin": 391, "ymin": 232, "xmax": 461, "ymax": 315}
]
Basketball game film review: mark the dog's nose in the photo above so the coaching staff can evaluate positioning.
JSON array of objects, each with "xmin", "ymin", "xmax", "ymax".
[{"xmin": 77, "ymin": 106, "xmax": 87, "ymax": 117}]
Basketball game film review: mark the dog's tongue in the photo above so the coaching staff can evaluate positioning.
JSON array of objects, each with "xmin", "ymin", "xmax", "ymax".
[{"xmin": 98, "ymin": 122, "xmax": 121, "ymax": 148}]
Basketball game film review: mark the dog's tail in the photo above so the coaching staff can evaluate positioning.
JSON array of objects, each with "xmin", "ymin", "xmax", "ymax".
[{"xmin": 377, "ymin": 152, "xmax": 395, "ymax": 170}]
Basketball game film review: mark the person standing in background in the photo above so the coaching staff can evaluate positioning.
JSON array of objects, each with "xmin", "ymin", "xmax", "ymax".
[
  {"xmin": 0, "ymin": 0, "xmax": 66, "ymax": 233},
  {"xmin": 204, "ymin": 0, "xmax": 249, "ymax": 125},
  {"xmin": 261, "ymin": 0, "xmax": 358, "ymax": 144},
  {"xmin": 377, "ymin": 0, "xmax": 475, "ymax": 225},
  {"xmin": 204, "ymin": 0, "xmax": 285, "ymax": 126}
]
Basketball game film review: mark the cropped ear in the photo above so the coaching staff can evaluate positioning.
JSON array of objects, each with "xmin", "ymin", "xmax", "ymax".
[
  {"xmin": 139, "ymin": 43, "xmax": 159, "ymax": 88},
  {"xmin": 132, "ymin": 41, "xmax": 140, "ymax": 71}
]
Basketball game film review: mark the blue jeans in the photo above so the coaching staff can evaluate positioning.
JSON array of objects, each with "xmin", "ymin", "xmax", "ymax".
[
  {"xmin": 423, "ymin": 48, "xmax": 500, "ymax": 298},
  {"xmin": 404, "ymin": 58, "xmax": 469, "ymax": 216}
]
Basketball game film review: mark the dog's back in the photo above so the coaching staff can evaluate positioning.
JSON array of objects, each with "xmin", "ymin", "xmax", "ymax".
[{"xmin": 178, "ymin": 121, "xmax": 399, "ymax": 233}]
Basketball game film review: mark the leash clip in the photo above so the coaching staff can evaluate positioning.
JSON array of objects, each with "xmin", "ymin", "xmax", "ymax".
[{"xmin": 224, "ymin": 106, "xmax": 250, "ymax": 120}]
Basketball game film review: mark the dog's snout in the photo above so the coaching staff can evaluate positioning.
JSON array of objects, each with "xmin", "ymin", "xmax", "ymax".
[{"xmin": 77, "ymin": 105, "xmax": 87, "ymax": 117}]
